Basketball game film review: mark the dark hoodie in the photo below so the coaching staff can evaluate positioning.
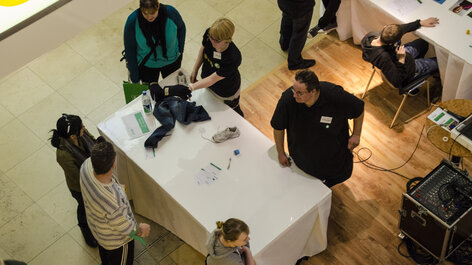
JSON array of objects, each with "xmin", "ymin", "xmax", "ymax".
[
  {"xmin": 361, "ymin": 20, "xmax": 421, "ymax": 89},
  {"xmin": 206, "ymin": 230, "xmax": 244, "ymax": 265}
]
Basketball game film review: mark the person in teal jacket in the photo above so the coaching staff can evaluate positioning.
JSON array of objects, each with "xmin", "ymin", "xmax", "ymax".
[{"xmin": 124, "ymin": 0, "xmax": 185, "ymax": 83}]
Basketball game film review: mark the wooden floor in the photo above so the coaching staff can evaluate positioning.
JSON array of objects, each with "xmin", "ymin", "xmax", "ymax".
[{"xmin": 240, "ymin": 32, "xmax": 471, "ymax": 265}]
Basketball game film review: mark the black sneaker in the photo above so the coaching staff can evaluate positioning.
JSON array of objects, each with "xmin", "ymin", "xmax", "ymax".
[
  {"xmin": 295, "ymin": 256, "xmax": 309, "ymax": 265},
  {"xmin": 288, "ymin": 59, "xmax": 316, "ymax": 70},
  {"xmin": 407, "ymin": 88, "xmax": 420, "ymax": 96},
  {"xmin": 321, "ymin": 22, "xmax": 337, "ymax": 33},
  {"xmin": 307, "ymin": 25, "xmax": 322, "ymax": 39}
]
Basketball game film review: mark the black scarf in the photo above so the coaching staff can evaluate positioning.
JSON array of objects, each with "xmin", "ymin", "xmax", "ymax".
[
  {"xmin": 62, "ymin": 133, "xmax": 95, "ymax": 166},
  {"xmin": 137, "ymin": 4, "xmax": 168, "ymax": 60}
]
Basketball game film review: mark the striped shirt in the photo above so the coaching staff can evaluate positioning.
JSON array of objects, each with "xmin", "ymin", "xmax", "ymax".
[{"xmin": 80, "ymin": 158, "xmax": 136, "ymax": 250}]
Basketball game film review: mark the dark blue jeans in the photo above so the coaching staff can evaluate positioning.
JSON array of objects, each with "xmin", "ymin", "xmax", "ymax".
[
  {"xmin": 404, "ymin": 39, "xmax": 438, "ymax": 78},
  {"xmin": 144, "ymin": 97, "xmax": 211, "ymax": 148}
]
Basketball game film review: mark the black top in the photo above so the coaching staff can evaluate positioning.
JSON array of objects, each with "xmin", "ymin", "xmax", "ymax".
[
  {"xmin": 271, "ymin": 82, "xmax": 364, "ymax": 178},
  {"xmin": 277, "ymin": 0, "xmax": 315, "ymax": 17},
  {"xmin": 201, "ymin": 28, "xmax": 242, "ymax": 98},
  {"xmin": 361, "ymin": 20, "xmax": 421, "ymax": 88}
]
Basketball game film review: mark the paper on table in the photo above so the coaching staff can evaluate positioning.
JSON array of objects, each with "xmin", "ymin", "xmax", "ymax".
[
  {"xmin": 386, "ymin": 0, "xmax": 421, "ymax": 17},
  {"xmin": 122, "ymin": 111, "xmax": 150, "ymax": 139},
  {"xmin": 194, "ymin": 163, "xmax": 222, "ymax": 185},
  {"xmin": 427, "ymin": 108, "xmax": 459, "ymax": 132}
]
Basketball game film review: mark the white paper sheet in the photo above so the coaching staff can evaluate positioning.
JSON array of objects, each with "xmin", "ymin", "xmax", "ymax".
[
  {"xmin": 194, "ymin": 163, "xmax": 222, "ymax": 185},
  {"xmin": 121, "ymin": 111, "xmax": 150, "ymax": 139},
  {"xmin": 427, "ymin": 108, "xmax": 460, "ymax": 132},
  {"xmin": 386, "ymin": 0, "xmax": 421, "ymax": 17}
]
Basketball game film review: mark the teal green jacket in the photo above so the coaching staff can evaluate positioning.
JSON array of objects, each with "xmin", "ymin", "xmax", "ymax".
[{"xmin": 124, "ymin": 5, "xmax": 186, "ymax": 83}]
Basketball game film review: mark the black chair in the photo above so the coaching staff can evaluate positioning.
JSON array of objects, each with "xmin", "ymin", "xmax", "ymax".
[{"xmin": 362, "ymin": 65, "xmax": 431, "ymax": 128}]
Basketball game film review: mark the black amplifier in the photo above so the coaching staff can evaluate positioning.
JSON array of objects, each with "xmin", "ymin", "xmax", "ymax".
[{"xmin": 399, "ymin": 160, "xmax": 472, "ymax": 261}]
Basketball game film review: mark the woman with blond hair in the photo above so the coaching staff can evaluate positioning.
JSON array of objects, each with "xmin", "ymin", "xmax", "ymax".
[
  {"xmin": 206, "ymin": 218, "xmax": 256, "ymax": 265},
  {"xmin": 189, "ymin": 18, "xmax": 244, "ymax": 117}
]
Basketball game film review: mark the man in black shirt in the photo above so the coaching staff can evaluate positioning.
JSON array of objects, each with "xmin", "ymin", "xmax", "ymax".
[
  {"xmin": 277, "ymin": 0, "xmax": 316, "ymax": 70},
  {"xmin": 361, "ymin": 17, "xmax": 439, "ymax": 94},
  {"xmin": 271, "ymin": 70, "xmax": 364, "ymax": 187}
]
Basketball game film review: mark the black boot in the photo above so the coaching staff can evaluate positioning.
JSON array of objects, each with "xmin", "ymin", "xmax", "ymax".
[
  {"xmin": 80, "ymin": 226, "xmax": 98, "ymax": 248},
  {"xmin": 295, "ymin": 256, "xmax": 309, "ymax": 265}
]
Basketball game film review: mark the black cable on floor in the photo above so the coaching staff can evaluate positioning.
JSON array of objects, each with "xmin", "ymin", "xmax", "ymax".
[{"xmin": 352, "ymin": 123, "xmax": 426, "ymax": 180}]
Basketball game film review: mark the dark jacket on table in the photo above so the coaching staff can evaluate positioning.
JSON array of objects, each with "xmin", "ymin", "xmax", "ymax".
[
  {"xmin": 361, "ymin": 20, "xmax": 421, "ymax": 88},
  {"xmin": 56, "ymin": 130, "xmax": 95, "ymax": 192}
]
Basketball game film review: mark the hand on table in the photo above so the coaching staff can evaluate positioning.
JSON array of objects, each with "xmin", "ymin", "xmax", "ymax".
[
  {"xmin": 278, "ymin": 152, "xmax": 291, "ymax": 167},
  {"xmin": 420, "ymin": 17, "xmax": 439, "ymax": 27}
]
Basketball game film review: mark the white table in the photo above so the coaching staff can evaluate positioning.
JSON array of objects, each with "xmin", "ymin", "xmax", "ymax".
[
  {"xmin": 337, "ymin": 0, "xmax": 472, "ymax": 101},
  {"xmin": 97, "ymin": 72, "xmax": 332, "ymax": 265}
]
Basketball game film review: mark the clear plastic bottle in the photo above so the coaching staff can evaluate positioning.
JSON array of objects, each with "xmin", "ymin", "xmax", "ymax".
[
  {"xmin": 177, "ymin": 71, "xmax": 187, "ymax": 85},
  {"xmin": 142, "ymin": 91, "xmax": 152, "ymax": 114}
]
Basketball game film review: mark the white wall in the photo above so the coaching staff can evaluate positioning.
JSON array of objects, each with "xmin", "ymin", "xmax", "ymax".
[{"xmin": 0, "ymin": 0, "xmax": 132, "ymax": 79}]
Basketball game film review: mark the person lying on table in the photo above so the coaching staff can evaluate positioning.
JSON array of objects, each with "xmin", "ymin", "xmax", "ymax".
[{"xmin": 189, "ymin": 18, "xmax": 244, "ymax": 117}]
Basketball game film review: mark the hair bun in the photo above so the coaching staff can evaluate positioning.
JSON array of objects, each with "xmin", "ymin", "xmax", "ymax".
[{"xmin": 96, "ymin": 136, "xmax": 106, "ymax": 143}]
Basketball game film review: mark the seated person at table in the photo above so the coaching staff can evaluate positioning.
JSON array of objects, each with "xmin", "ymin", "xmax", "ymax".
[
  {"xmin": 206, "ymin": 218, "xmax": 256, "ymax": 265},
  {"xmin": 361, "ymin": 17, "xmax": 439, "ymax": 95},
  {"xmin": 189, "ymin": 18, "xmax": 244, "ymax": 117}
]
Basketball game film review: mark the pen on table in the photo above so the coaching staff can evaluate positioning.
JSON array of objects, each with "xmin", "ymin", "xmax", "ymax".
[
  {"xmin": 417, "ymin": 0, "xmax": 422, "ymax": 3},
  {"xmin": 227, "ymin": 157, "xmax": 232, "ymax": 170},
  {"xmin": 210, "ymin": 162, "xmax": 221, "ymax": 171}
]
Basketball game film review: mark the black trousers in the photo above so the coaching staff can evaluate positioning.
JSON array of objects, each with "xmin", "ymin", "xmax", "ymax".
[
  {"xmin": 279, "ymin": 10, "xmax": 313, "ymax": 67},
  {"xmin": 140, "ymin": 55, "xmax": 183, "ymax": 83},
  {"xmin": 318, "ymin": 0, "xmax": 341, "ymax": 29},
  {"xmin": 69, "ymin": 190, "xmax": 90, "ymax": 230},
  {"xmin": 323, "ymin": 158, "xmax": 353, "ymax": 188},
  {"xmin": 99, "ymin": 240, "xmax": 135, "ymax": 265},
  {"xmin": 224, "ymin": 96, "xmax": 244, "ymax": 117}
]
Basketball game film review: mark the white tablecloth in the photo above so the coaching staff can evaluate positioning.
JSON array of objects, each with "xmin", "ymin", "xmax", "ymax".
[
  {"xmin": 337, "ymin": 0, "xmax": 472, "ymax": 101},
  {"xmin": 97, "ymin": 72, "xmax": 332, "ymax": 265}
]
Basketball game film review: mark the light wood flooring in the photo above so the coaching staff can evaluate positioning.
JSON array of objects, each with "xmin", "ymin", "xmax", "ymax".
[{"xmin": 240, "ymin": 32, "xmax": 471, "ymax": 265}]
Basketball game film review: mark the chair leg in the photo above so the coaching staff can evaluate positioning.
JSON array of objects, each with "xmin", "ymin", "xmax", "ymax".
[
  {"xmin": 426, "ymin": 81, "xmax": 430, "ymax": 106},
  {"xmin": 390, "ymin": 94, "xmax": 408, "ymax": 128},
  {"xmin": 362, "ymin": 68, "xmax": 376, "ymax": 99}
]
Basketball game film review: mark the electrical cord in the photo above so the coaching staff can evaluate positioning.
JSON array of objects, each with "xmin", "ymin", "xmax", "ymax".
[
  {"xmin": 448, "ymin": 131, "xmax": 462, "ymax": 162},
  {"xmin": 397, "ymin": 239, "xmax": 410, "ymax": 258},
  {"xmin": 352, "ymin": 123, "xmax": 426, "ymax": 180}
]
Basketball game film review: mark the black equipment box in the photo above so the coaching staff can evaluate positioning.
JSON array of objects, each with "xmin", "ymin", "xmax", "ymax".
[{"xmin": 399, "ymin": 160, "xmax": 472, "ymax": 261}]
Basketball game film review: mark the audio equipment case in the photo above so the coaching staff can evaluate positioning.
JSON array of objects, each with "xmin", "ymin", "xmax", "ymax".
[{"xmin": 398, "ymin": 161, "xmax": 472, "ymax": 261}]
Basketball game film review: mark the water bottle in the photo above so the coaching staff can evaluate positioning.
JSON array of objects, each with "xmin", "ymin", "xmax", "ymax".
[
  {"xmin": 177, "ymin": 71, "xmax": 187, "ymax": 85},
  {"xmin": 142, "ymin": 91, "xmax": 152, "ymax": 114}
]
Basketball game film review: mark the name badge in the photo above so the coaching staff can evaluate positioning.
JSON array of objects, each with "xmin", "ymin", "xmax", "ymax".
[
  {"xmin": 320, "ymin": 116, "xmax": 333, "ymax": 124},
  {"xmin": 213, "ymin": 51, "xmax": 221, "ymax": 60}
]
